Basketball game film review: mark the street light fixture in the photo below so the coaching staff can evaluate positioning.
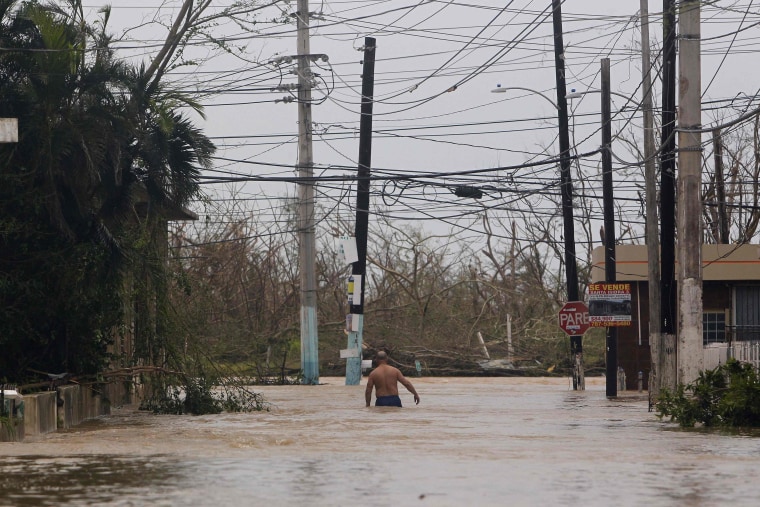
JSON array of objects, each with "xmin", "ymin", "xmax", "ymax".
[
  {"xmin": 566, "ymin": 89, "xmax": 589, "ymax": 100},
  {"xmin": 491, "ymin": 84, "xmax": 559, "ymax": 110},
  {"xmin": 566, "ymin": 88, "xmax": 633, "ymax": 102}
]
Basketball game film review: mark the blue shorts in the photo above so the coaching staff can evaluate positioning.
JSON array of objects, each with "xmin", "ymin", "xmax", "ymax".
[{"xmin": 375, "ymin": 395, "xmax": 402, "ymax": 407}]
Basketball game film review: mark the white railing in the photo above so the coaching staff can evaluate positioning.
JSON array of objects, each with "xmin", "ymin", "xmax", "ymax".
[
  {"xmin": 703, "ymin": 343, "xmax": 729, "ymax": 371},
  {"xmin": 703, "ymin": 342, "xmax": 760, "ymax": 371}
]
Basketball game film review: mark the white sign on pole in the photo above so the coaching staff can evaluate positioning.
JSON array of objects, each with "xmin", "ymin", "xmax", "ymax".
[
  {"xmin": 361, "ymin": 359, "xmax": 373, "ymax": 369},
  {"xmin": 340, "ymin": 348, "xmax": 360, "ymax": 358},
  {"xmin": 344, "ymin": 313, "xmax": 362, "ymax": 332},
  {"xmin": 338, "ymin": 236, "xmax": 358, "ymax": 264},
  {"xmin": 0, "ymin": 118, "xmax": 18, "ymax": 143},
  {"xmin": 350, "ymin": 313, "xmax": 361, "ymax": 331}
]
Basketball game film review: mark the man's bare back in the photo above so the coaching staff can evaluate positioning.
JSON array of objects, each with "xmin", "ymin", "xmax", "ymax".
[{"xmin": 365, "ymin": 352, "xmax": 420, "ymax": 407}]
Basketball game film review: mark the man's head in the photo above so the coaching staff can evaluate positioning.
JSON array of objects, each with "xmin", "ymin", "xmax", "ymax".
[{"xmin": 375, "ymin": 350, "xmax": 388, "ymax": 363}]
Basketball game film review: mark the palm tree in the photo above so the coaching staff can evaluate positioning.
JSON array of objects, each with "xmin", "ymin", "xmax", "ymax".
[{"xmin": 0, "ymin": 0, "xmax": 214, "ymax": 382}]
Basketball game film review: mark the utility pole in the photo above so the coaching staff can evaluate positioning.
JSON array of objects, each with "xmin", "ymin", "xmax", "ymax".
[
  {"xmin": 659, "ymin": 0, "xmax": 678, "ymax": 392},
  {"xmin": 345, "ymin": 37, "xmax": 376, "ymax": 386},
  {"xmin": 296, "ymin": 0, "xmax": 319, "ymax": 384},
  {"xmin": 712, "ymin": 130, "xmax": 729, "ymax": 243},
  {"xmin": 677, "ymin": 0, "xmax": 703, "ymax": 385},
  {"xmin": 509, "ymin": 220, "xmax": 515, "ymax": 364},
  {"xmin": 640, "ymin": 0, "xmax": 662, "ymax": 400},
  {"xmin": 552, "ymin": 0, "xmax": 583, "ymax": 390},
  {"xmin": 601, "ymin": 59, "xmax": 618, "ymax": 398}
]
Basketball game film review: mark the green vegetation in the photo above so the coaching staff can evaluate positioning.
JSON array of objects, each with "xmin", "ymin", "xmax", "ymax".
[
  {"xmin": 656, "ymin": 359, "xmax": 760, "ymax": 428},
  {"xmin": 141, "ymin": 376, "xmax": 270, "ymax": 415},
  {"xmin": 0, "ymin": 0, "xmax": 210, "ymax": 382}
]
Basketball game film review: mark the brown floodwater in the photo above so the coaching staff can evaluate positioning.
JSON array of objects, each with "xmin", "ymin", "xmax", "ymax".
[{"xmin": 2, "ymin": 377, "xmax": 760, "ymax": 506}]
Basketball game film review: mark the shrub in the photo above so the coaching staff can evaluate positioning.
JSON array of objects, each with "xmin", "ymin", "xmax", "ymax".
[{"xmin": 656, "ymin": 359, "xmax": 760, "ymax": 428}]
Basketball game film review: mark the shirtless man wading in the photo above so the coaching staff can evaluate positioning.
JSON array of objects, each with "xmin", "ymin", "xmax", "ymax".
[{"xmin": 365, "ymin": 351, "xmax": 420, "ymax": 407}]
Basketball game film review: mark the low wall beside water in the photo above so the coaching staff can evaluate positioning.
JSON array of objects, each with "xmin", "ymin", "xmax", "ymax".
[
  {"xmin": 57, "ymin": 385, "xmax": 109, "ymax": 429},
  {"xmin": 23, "ymin": 392, "xmax": 57, "ymax": 437},
  {"xmin": 1, "ymin": 380, "xmax": 138, "ymax": 442}
]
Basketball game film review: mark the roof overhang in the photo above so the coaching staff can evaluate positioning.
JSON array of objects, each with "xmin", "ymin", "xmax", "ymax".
[{"xmin": 591, "ymin": 244, "xmax": 760, "ymax": 282}]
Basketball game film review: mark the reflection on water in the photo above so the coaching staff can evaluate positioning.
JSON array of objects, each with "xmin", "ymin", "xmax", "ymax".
[
  {"xmin": 0, "ymin": 455, "xmax": 182, "ymax": 506},
  {"xmin": 2, "ymin": 377, "xmax": 760, "ymax": 506}
]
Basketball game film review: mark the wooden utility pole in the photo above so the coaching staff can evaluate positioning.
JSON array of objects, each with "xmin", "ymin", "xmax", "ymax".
[
  {"xmin": 510, "ymin": 221, "xmax": 515, "ymax": 365},
  {"xmin": 659, "ymin": 0, "xmax": 678, "ymax": 392},
  {"xmin": 601, "ymin": 59, "xmax": 618, "ymax": 398},
  {"xmin": 345, "ymin": 38, "xmax": 376, "ymax": 386},
  {"xmin": 640, "ymin": 0, "xmax": 662, "ymax": 400},
  {"xmin": 712, "ymin": 130, "xmax": 729, "ymax": 243},
  {"xmin": 677, "ymin": 0, "xmax": 703, "ymax": 385},
  {"xmin": 552, "ymin": 0, "xmax": 583, "ymax": 390},
  {"xmin": 296, "ymin": 0, "xmax": 319, "ymax": 384}
]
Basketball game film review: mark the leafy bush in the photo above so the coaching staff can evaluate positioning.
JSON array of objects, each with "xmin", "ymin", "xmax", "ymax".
[
  {"xmin": 141, "ymin": 376, "xmax": 269, "ymax": 416},
  {"xmin": 656, "ymin": 359, "xmax": 760, "ymax": 428}
]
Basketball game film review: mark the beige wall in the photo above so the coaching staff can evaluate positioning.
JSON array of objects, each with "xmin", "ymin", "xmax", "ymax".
[{"xmin": 591, "ymin": 244, "xmax": 760, "ymax": 283}]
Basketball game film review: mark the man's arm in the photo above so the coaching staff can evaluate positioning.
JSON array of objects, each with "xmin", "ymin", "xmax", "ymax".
[
  {"xmin": 365, "ymin": 376, "xmax": 374, "ymax": 407},
  {"xmin": 398, "ymin": 372, "xmax": 420, "ymax": 405}
]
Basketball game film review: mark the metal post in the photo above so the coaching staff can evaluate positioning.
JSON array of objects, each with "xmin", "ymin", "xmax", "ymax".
[{"xmin": 296, "ymin": 0, "xmax": 319, "ymax": 384}]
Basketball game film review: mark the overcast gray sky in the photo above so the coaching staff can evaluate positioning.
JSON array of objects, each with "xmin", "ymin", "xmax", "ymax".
[{"xmin": 83, "ymin": 1, "xmax": 760, "ymax": 250}]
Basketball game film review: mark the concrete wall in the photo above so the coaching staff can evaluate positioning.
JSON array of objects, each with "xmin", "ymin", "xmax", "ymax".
[
  {"xmin": 22, "ymin": 392, "xmax": 57, "ymax": 437},
  {"xmin": 57, "ymin": 385, "xmax": 110, "ymax": 430},
  {"xmin": 1, "ymin": 380, "xmax": 141, "ymax": 442}
]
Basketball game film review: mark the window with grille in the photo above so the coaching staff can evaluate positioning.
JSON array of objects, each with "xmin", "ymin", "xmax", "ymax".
[
  {"xmin": 703, "ymin": 312, "xmax": 726, "ymax": 345},
  {"xmin": 734, "ymin": 286, "xmax": 760, "ymax": 342}
]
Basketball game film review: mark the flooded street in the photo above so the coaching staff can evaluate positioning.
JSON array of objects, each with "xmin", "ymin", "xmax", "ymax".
[{"xmin": 2, "ymin": 377, "xmax": 760, "ymax": 506}]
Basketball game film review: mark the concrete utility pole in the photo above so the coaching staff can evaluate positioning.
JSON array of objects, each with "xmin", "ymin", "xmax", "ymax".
[
  {"xmin": 659, "ymin": 0, "xmax": 678, "ymax": 392},
  {"xmin": 345, "ymin": 37, "xmax": 376, "ymax": 386},
  {"xmin": 601, "ymin": 59, "xmax": 618, "ymax": 398},
  {"xmin": 677, "ymin": 0, "xmax": 703, "ymax": 385},
  {"xmin": 551, "ymin": 0, "xmax": 583, "ymax": 390},
  {"xmin": 640, "ymin": 0, "xmax": 663, "ymax": 400},
  {"xmin": 296, "ymin": 0, "xmax": 319, "ymax": 384}
]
